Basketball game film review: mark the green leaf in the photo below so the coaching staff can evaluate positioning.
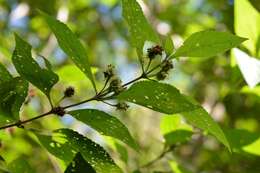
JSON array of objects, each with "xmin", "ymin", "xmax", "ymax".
[
  {"xmin": 169, "ymin": 161, "xmax": 192, "ymax": 173},
  {"xmin": 7, "ymin": 157, "xmax": 34, "ymax": 173},
  {"xmin": 164, "ymin": 130, "xmax": 193, "ymax": 145},
  {"xmin": 118, "ymin": 81, "xmax": 198, "ymax": 114},
  {"xmin": 164, "ymin": 36, "xmax": 174, "ymax": 56},
  {"xmin": 0, "ymin": 64, "xmax": 12, "ymax": 83},
  {"xmin": 0, "ymin": 77, "xmax": 28, "ymax": 125},
  {"xmin": 0, "ymin": 156, "xmax": 9, "ymax": 173},
  {"xmin": 235, "ymin": 0, "xmax": 260, "ymax": 56},
  {"xmin": 122, "ymin": 0, "xmax": 160, "ymax": 58},
  {"xmin": 225, "ymin": 129, "xmax": 260, "ymax": 156},
  {"xmin": 68, "ymin": 109, "xmax": 138, "ymax": 150},
  {"xmin": 41, "ymin": 12, "xmax": 96, "ymax": 91},
  {"xmin": 173, "ymin": 30, "xmax": 247, "ymax": 58},
  {"xmin": 182, "ymin": 107, "xmax": 230, "ymax": 150},
  {"xmin": 12, "ymin": 34, "xmax": 58, "ymax": 97},
  {"xmin": 65, "ymin": 153, "xmax": 96, "ymax": 173},
  {"xmin": 35, "ymin": 128, "xmax": 122, "ymax": 173}
]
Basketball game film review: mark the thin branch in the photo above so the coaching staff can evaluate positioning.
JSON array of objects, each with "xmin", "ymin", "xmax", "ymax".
[
  {"xmin": 139, "ymin": 145, "xmax": 175, "ymax": 169},
  {"xmin": 0, "ymin": 58, "xmax": 163, "ymax": 130}
]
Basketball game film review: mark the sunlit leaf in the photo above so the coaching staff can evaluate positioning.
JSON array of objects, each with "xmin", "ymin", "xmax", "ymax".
[
  {"xmin": 122, "ymin": 0, "xmax": 160, "ymax": 58},
  {"xmin": 169, "ymin": 161, "xmax": 192, "ymax": 173},
  {"xmin": 173, "ymin": 30, "xmax": 246, "ymax": 58},
  {"xmin": 68, "ymin": 109, "xmax": 138, "ymax": 150},
  {"xmin": 118, "ymin": 81, "xmax": 197, "ymax": 114},
  {"xmin": 12, "ymin": 34, "xmax": 58, "ymax": 97},
  {"xmin": 160, "ymin": 115, "xmax": 193, "ymax": 145},
  {"xmin": 233, "ymin": 48, "xmax": 260, "ymax": 88},
  {"xmin": 164, "ymin": 36, "xmax": 174, "ymax": 56},
  {"xmin": 65, "ymin": 153, "xmax": 96, "ymax": 173},
  {"xmin": 41, "ymin": 12, "xmax": 96, "ymax": 91},
  {"xmin": 182, "ymin": 107, "xmax": 230, "ymax": 150},
  {"xmin": 235, "ymin": 0, "xmax": 260, "ymax": 56},
  {"xmin": 35, "ymin": 128, "xmax": 122, "ymax": 173}
]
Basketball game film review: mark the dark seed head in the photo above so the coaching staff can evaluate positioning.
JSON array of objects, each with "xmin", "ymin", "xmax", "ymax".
[
  {"xmin": 52, "ymin": 106, "xmax": 66, "ymax": 116},
  {"xmin": 116, "ymin": 102, "xmax": 129, "ymax": 111},
  {"xmin": 147, "ymin": 45, "xmax": 164, "ymax": 59},
  {"xmin": 103, "ymin": 64, "xmax": 115, "ymax": 79},
  {"xmin": 156, "ymin": 71, "xmax": 168, "ymax": 81},
  {"xmin": 64, "ymin": 87, "xmax": 75, "ymax": 97}
]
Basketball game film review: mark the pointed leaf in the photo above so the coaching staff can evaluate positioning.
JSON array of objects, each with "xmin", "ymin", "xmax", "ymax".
[
  {"xmin": 41, "ymin": 12, "xmax": 96, "ymax": 91},
  {"xmin": 122, "ymin": 0, "xmax": 160, "ymax": 57},
  {"xmin": 182, "ymin": 107, "xmax": 230, "ymax": 150},
  {"xmin": 65, "ymin": 153, "xmax": 96, "ymax": 173},
  {"xmin": 118, "ymin": 81, "xmax": 198, "ymax": 114},
  {"xmin": 0, "ymin": 77, "xmax": 28, "ymax": 125},
  {"xmin": 68, "ymin": 109, "xmax": 138, "ymax": 150},
  {"xmin": 12, "ymin": 34, "xmax": 58, "ymax": 97},
  {"xmin": 35, "ymin": 128, "xmax": 122, "ymax": 173},
  {"xmin": 173, "ymin": 30, "xmax": 246, "ymax": 58}
]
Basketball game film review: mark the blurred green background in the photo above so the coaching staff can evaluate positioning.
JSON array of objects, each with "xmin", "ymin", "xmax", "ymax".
[{"xmin": 0, "ymin": 0, "xmax": 260, "ymax": 172}]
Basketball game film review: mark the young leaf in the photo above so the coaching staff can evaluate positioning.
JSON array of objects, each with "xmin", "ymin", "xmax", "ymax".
[
  {"xmin": 41, "ymin": 12, "xmax": 96, "ymax": 91},
  {"xmin": 182, "ymin": 107, "xmax": 230, "ymax": 150},
  {"xmin": 235, "ymin": 0, "xmax": 260, "ymax": 56},
  {"xmin": 118, "ymin": 81, "xmax": 198, "ymax": 114},
  {"xmin": 35, "ymin": 128, "xmax": 122, "ymax": 173},
  {"xmin": 68, "ymin": 109, "xmax": 138, "ymax": 150},
  {"xmin": 164, "ymin": 36, "xmax": 174, "ymax": 56},
  {"xmin": 122, "ymin": 0, "xmax": 160, "ymax": 57},
  {"xmin": 173, "ymin": 30, "xmax": 247, "ymax": 58},
  {"xmin": 0, "ymin": 77, "xmax": 28, "ymax": 125},
  {"xmin": 12, "ymin": 34, "xmax": 58, "ymax": 97},
  {"xmin": 65, "ymin": 153, "xmax": 96, "ymax": 173}
]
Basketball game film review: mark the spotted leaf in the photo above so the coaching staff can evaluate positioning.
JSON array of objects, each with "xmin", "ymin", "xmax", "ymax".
[
  {"xmin": 68, "ymin": 109, "xmax": 138, "ymax": 150},
  {"xmin": 12, "ymin": 34, "xmax": 58, "ymax": 97}
]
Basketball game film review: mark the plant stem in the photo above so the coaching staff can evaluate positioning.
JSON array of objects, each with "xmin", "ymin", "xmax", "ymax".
[{"xmin": 0, "ymin": 59, "xmax": 163, "ymax": 130}]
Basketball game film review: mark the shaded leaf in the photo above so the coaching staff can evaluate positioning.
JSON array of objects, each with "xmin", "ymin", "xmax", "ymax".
[
  {"xmin": 35, "ymin": 128, "xmax": 122, "ymax": 173},
  {"xmin": 164, "ymin": 130, "xmax": 193, "ymax": 145},
  {"xmin": 169, "ymin": 161, "xmax": 192, "ymax": 173},
  {"xmin": 173, "ymin": 30, "xmax": 246, "ymax": 58},
  {"xmin": 118, "ymin": 81, "xmax": 197, "ymax": 114},
  {"xmin": 182, "ymin": 107, "xmax": 230, "ymax": 150},
  {"xmin": 122, "ymin": 0, "xmax": 160, "ymax": 58},
  {"xmin": 68, "ymin": 109, "xmax": 138, "ymax": 150},
  {"xmin": 0, "ymin": 64, "xmax": 12, "ymax": 83},
  {"xmin": 12, "ymin": 34, "xmax": 58, "ymax": 97},
  {"xmin": 7, "ymin": 157, "xmax": 34, "ymax": 173},
  {"xmin": 0, "ymin": 77, "xmax": 28, "ymax": 125},
  {"xmin": 225, "ymin": 129, "xmax": 260, "ymax": 156},
  {"xmin": 65, "ymin": 153, "xmax": 96, "ymax": 173},
  {"xmin": 41, "ymin": 12, "xmax": 96, "ymax": 91}
]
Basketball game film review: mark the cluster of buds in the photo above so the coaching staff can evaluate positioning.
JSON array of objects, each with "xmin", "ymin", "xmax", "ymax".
[
  {"xmin": 64, "ymin": 86, "xmax": 75, "ymax": 97},
  {"xmin": 116, "ymin": 102, "xmax": 129, "ymax": 111},
  {"xmin": 156, "ymin": 60, "xmax": 174, "ymax": 80},
  {"xmin": 147, "ymin": 45, "xmax": 164, "ymax": 59},
  {"xmin": 103, "ymin": 64, "xmax": 115, "ymax": 79},
  {"xmin": 52, "ymin": 106, "xmax": 66, "ymax": 116},
  {"xmin": 109, "ymin": 77, "xmax": 125, "ymax": 94}
]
